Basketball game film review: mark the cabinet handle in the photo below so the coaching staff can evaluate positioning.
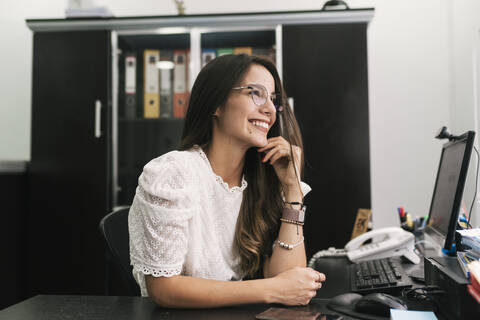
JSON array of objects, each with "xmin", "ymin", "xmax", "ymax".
[{"xmin": 95, "ymin": 100, "xmax": 102, "ymax": 138}]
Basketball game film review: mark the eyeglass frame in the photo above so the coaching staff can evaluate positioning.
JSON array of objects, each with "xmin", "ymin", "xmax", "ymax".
[{"xmin": 231, "ymin": 83, "xmax": 282, "ymax": 111}]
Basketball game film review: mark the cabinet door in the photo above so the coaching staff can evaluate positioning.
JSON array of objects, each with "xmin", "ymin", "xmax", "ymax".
[
  {"xmin": 28, "ymin": 31, "xmax": 111, "ymax": 295},
  {"xmin": 283, "ymin": 24, "xmax": 371, "ymax": 257}
]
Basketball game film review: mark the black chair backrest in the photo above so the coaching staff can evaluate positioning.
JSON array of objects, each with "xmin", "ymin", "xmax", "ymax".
[{"xmin": 99, "ymin": 207, "xmax": 140, "ymax": 296}]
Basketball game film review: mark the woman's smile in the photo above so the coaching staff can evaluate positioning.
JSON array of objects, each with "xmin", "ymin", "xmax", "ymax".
[{"xmin": 248, "ymin": 119, "xmax": 270, "ymax": 134}]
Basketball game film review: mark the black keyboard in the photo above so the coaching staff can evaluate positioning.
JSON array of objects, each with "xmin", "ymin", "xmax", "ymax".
[{"xmin": 351, "ymin": 258, "xmax": 413, "ymax": 294}]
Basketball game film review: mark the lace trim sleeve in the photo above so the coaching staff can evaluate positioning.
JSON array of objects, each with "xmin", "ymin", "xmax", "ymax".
[
  {"xmin": 132, "ymin": 262, "xmax": 182, "ymax": 278},
  {"xmin": 128, "ymin": 154, "xmax": 196, "ymax": 279}
]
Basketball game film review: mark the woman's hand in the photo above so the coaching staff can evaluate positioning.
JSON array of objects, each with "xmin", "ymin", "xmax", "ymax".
[
  {"xmin": 258, "ymin": 137, "xmax": 302, "ymax": 189},
  {"xmin": 266, "ymin": 267, "xmax": 326, "ymax": 306}
]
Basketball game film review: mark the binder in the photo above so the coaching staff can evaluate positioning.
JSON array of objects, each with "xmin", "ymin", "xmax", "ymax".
[
  {"xmin": 217, "ymin": 48, "xmax": 233, "ymax": 56},
  {"xmin": 252, "ymin": 47, "xmax": 276, "ymax": 64},
  {"xmin": 159, "ymin": 50, "xmax": 173, "ymax": 118},
  {"xmin": 173, "ymin": 50, "xmax": 188, "ymax": 118},
  {"xmin": 234, "ymin": 47, "xmax": 252, "ymax": 55},
  {"xmin": 124, "ymin": 54, "xmax": 137, "ymax": 119},
  {"xmin": 143, "ymin": 49, "xmax": 160, "ymax": 118},
  {"xmin": 202, "ymin": 49, "xmax": 216, "ymax": 68}
]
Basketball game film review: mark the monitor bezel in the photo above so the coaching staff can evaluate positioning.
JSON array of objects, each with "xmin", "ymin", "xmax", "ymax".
[{"xmin": 425, "ymin": 131, "xmax": 475, "ymax": 250}]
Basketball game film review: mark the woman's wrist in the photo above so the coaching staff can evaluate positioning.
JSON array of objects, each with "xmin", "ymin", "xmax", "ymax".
[
  {"xmin": 284, "ymin": 184, "xmax": 303, "ymax": 203},
  {"xmin": 260, "ymin": 277, "xmax": 277, "ymax": 304}
]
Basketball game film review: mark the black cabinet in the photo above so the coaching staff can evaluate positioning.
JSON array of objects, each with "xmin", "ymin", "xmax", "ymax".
[
  {"xmin": 26, "ymin": 9, "xmax": 373, "ymax": 296},
  {"xmin": 28, "ymin": 31, "xmax": 111, "ymax": 296},
  {"xmin": 1, "ymin": 163, "xmax": 28, "ymax": 309},
  {"xmin": 283, "ymin": 23, "xmax": 371, "ymax": 257}
]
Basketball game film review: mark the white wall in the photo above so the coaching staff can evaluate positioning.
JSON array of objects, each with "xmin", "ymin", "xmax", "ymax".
[
  {"xmin": 368, "ymin": 1, "xmax": 451, "ymax": 228},
  {"xmin": 1, "ymin": 0, "xmax": 479, "ymax": 228},
  {"xmin": 451, "ymin": 0, "xmax": 480, "ymax": 226}
]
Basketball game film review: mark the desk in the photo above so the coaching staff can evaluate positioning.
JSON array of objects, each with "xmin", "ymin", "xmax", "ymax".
[
  {"xmin": 313, "ymin": 256, "xmax": 425, "ymax": 299},
  {"xmin": 0, "ymin": 295, "xmax": 336, "ymax": 320},
  {"xmin": 0, "ymin": 256, "xmax": 442, "ymax": 320}
]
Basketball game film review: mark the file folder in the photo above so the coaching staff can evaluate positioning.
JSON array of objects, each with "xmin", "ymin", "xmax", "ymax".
[
  {"xmin": 173, "ymin": 50, "xmax": 187, "ymax": 118},
  {"xmin": 234, "ymin": 47, "xmax": 252, "ymax": 55},
  {"xmin": 217, "ymin": 48, "xmax": 233, "ymax": 56},
  {"xmin": 252, "ymin": 47, "xmax": 276, "ymax": 64},
  {"xmin": 159, "ymin": 50, "xmax": 173, "ymax": 118},
  {"xmin": 202, "ymin": 49, "xmax": 216, "ymax": 67},
  {"xmin": 124, "ymin": 54, "xmax": 137, "ymax": 119},
  {"xmin": 143, "ymin": 49, "xmax": 160, "ymax": 118}
]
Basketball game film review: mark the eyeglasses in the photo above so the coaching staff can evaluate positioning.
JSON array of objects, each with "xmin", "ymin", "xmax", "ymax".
[{"xmin": 232, "ymin": 83, "xmax": 281, "ymax": 111}]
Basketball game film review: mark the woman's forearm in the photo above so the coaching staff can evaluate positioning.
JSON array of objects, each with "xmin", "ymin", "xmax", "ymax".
[
  {"xmin": 146, "ymin": 275, "xmax": 274, "ymax": 308},
  {"xmin": 263, "ymin": 223, "xmax": 306, "ymax": 277},
  {"xmin": 264, "ymin": 184, "xmax": 307, "ymax": 278}
]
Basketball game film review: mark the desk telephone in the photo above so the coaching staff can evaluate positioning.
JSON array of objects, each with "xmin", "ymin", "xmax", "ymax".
[{"xmin": 308, "ymin": 227, "xmax": 420, "ymax": 266}]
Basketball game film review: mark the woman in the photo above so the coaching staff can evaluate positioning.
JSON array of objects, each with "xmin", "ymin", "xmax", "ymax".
[{"xmin": 128, "ymin": 54, "xmax": 326, "ymax": 308}]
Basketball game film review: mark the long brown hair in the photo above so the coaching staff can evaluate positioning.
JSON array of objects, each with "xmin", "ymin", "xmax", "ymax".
[{"xmin": 180, "ymin": 54, "xmax": 304, "ymax": 277}]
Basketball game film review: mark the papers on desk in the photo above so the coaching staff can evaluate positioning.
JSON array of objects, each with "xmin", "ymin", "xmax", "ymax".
[
  {"xmin": 468, "ymin": 261, "xmax": 480, "ymax": 304},
  {"xmin": 390, "ymin": 309, "xmax": 438, "ymax": 320},
  {"xmin": 457, "ymin": 228, "xmax": 480, "ymax": 254}
]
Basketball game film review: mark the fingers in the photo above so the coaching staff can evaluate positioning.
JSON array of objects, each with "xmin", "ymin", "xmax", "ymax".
[
  {"xmin": 258, "ymin": 137, "xmax": 302, "ymax": 166},
  {"xmin": 257, "ymin": 136, "xmax": 285, "ymax": 152},
  {"xmin": 317, "ymin": 272, "xmax": 326, "ymax": 282},
  {"xmin": 261, "ymin": 145, "xmax": 290, "ymax": 164},
  {"xmin": 267, "ymin": 147, "xmax": 291, "ymax": 165},
  {"xmin": 307, "ymin": 268, "xmax": 326, "ymax": 282}
]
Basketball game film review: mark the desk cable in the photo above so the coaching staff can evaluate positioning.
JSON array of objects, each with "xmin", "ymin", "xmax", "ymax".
[
  {"xmin": 307, "ymin": 247, "xmax": 347, "ymax": 268},
  {"xmin": 401, "ymin": 286, "xmax": 445, "ymax": 313}
]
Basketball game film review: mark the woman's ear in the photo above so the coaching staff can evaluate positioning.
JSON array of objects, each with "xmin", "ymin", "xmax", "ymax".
[{"xmin": 213, "ymin": 106, "xmax": 221, "ymax": 118}]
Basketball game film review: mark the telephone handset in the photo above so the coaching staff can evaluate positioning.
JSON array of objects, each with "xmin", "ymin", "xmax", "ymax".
[
  {"xmin": 345, "ymin": 227, "xmax": 420, "ymax": 264},
  {"xmin": 307, "ymin": 227, "xmax": 420, "ymax": 267}
]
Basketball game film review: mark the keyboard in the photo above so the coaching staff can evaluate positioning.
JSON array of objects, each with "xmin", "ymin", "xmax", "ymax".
[{"xmin": 351, "ymin": 258, "xmax": 413, "ymax": 294}]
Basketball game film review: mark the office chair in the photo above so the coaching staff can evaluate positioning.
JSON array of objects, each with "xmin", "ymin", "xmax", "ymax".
[{"xmin": 99, "ymin": 207, "xmax": 140, "ymax": 296}]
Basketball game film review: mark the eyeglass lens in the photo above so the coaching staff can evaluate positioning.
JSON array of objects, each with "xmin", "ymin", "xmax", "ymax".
[{"xmin": 248, "ymin": 85, "xmax": 278, "ymax": 110}]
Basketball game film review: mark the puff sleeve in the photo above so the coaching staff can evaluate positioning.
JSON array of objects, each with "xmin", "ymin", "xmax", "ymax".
[
  {"xmin": 300, "ymin": 181, "xmax": 311, "ymax": 198},
  {"xmin": 128, "ymin": 153, "xmax": 196, "ymax": 285}
]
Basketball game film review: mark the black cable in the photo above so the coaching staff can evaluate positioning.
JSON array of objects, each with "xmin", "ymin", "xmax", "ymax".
[
  {"xmin": 401, "ymin": 286, "xmax": 445, "ymax": 313},
  {"xmin": 468, "ymin": 146, "xmax": 479, "ymax": 229}
]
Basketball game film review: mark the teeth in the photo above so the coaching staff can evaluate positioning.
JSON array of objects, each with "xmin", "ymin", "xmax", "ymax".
[{"xmin": 252, "ymin": 120, "xmax": 268, "ymax": 129}]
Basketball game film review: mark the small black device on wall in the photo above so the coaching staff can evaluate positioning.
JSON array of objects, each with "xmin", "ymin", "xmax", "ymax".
[{"xmin": 322, "ymin": 0, "xmax": 350, "ymax": 11}]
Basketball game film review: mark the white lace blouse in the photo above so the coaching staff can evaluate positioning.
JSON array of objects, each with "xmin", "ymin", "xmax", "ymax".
[{"xmin": 128, "ymin": 146, "xmax": 311, "ymax": 297}]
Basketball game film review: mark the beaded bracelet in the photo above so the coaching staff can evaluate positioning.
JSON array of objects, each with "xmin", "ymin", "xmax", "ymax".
[
  {"xmin": 280, "ymin": 218, "xmax": 305, "ymax": 226},
  {"xmin": 274, "ymin": 236, "xmax": 305, "ymax": 250}
]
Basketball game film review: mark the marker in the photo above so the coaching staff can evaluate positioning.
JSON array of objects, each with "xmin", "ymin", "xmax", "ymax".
[
  {"xmin": 406, "ymin": 213, "xmax": 414, "ymax": 229},
  {"xmin": 398, "ymin": 207, "xmax": 406, "ymax": 223}
]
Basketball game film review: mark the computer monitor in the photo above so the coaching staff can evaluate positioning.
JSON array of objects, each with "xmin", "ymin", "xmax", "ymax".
[{"xmin": 425, "ymin": 131, "xmax": 475, "ymax": 250}]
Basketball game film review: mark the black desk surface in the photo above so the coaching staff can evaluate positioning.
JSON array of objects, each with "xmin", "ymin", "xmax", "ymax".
[
  {"xmin": 0, "ymin": 256, "xmax": 434, "ymax": 320},
  {"xmin": 0, "ymin": 295, "xmax": 337, "ymax": 320}
]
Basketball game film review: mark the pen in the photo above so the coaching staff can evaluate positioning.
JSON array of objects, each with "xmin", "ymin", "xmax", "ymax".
[{"xmin": 398, "ymin": 207, "xmax": 406, "ymax": 223}]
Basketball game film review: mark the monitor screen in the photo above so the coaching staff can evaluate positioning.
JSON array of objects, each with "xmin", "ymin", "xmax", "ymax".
[{"xmin": 425, "ymin": 131, "xmax": 475, "ymax": 250}]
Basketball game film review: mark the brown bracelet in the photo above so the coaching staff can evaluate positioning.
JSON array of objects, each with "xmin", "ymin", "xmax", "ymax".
[
  {"xmin": 282, "ymin": 207, "xmax": 305, "ymax": 223},
  {"xmin": 285, "ymin": 201, "xmax": 305, "ymax": 210},
  {"xmin": 280, "ymin": 218, "xmax": 305, "ymax": 226}
]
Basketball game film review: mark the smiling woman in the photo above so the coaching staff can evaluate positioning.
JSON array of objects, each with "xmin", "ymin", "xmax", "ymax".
[{"xmin": 128, "ymin": 54, "xmax": 326, "ymax": 308}]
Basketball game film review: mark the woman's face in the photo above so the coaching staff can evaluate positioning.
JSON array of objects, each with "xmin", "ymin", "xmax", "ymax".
[{"xmin": 214, "ymin": 64, "xmax": 277, "ymax": 149}]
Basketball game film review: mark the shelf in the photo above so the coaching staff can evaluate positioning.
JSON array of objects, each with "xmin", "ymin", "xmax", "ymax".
[
  {"xmin": 118, "ymin": 117, "xmax": 185, "ymax": 123},
  {"xmin": 26, "ymin": 9, "xmax": 375, "ymax": 33}
]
